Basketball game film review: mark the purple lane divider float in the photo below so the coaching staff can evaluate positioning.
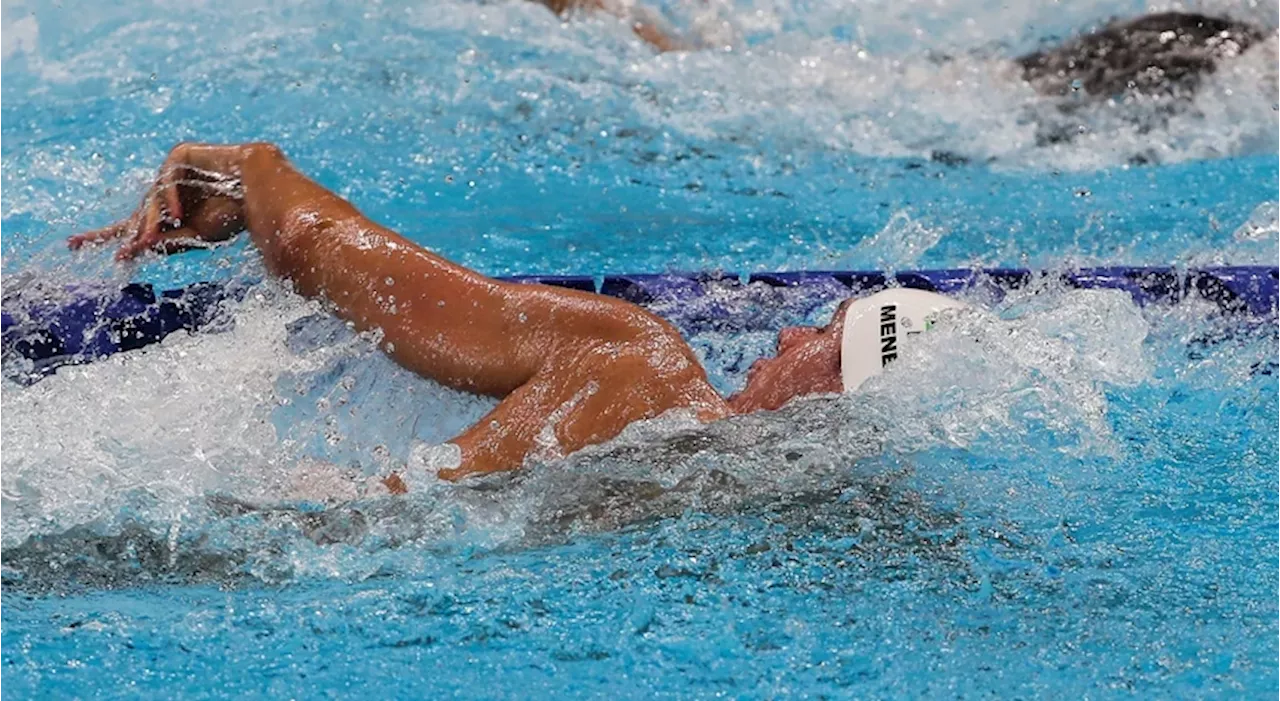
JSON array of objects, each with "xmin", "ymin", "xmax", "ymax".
[{"xmin": 4, "ymin": 266, "xmax": 1276, "ymax": 383}]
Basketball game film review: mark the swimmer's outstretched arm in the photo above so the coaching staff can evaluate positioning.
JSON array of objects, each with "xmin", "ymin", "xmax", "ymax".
[{"xmin": 70, "ymin": 143, "xmax": 727, "ymax": 483}]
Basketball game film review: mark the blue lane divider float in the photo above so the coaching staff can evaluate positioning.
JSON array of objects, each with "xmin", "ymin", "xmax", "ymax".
[{"xmin": 3, "ymin": 266, "xmax": 1276, "ymax": 383}]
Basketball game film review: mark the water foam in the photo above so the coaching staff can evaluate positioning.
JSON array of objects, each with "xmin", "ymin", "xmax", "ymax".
[
  {"xmin": 1, "ymin": 0, "xmax": 1276, "ymax": 591},
  {"xmin": 1, "ymin": 286, "xmax": 317, "ymax": 546}
]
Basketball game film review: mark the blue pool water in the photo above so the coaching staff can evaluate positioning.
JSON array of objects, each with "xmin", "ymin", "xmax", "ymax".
[{"xmin": 2, "ymin": 0, "xmax": 1278, "ymax": 697}]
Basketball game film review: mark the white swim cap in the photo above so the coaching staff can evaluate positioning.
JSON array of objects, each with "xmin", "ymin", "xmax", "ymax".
[{"xmin": 839, "ymin": 288, "xmax": 972, "ymax": 392}]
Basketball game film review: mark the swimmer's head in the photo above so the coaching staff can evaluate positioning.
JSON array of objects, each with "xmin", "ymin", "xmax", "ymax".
[
  {"xmin": 727, "ymin": 288, "xmax": 973, "ymax": 412},
  {"xmin": 726, "ymin": 298, "xmax": 855, "ymax": 413}
]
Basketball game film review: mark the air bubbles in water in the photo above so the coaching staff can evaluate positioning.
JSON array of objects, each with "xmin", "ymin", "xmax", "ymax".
[{"xmin": 1234, "ymin": 200, "xmax": 1279, "ymax": 241}]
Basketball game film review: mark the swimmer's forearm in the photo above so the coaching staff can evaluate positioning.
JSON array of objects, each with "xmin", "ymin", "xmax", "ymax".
[{"xmin": 196, "ymin": 142, "xmax": 546, "ymax": 395}]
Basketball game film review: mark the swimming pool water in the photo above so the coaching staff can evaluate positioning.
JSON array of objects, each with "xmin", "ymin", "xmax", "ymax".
[{"xmin": 3, "ymin": 0, "xmax": 1278, "ymax": 697}]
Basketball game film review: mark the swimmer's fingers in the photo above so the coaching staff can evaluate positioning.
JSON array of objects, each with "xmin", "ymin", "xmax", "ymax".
[
  {"xmin": 142, "ymin": 193, "xmax": 163, "ymax": 241},
  {"xmin": 113, "ymin": 197, "xmax": 163, "ymax": 260},
  {"xmin": 115, "ymin": 226, "xmax": 209, "ymax": 260},
  {"xmin": 69, "ymin": 147, "xmax": 193, "ymax": 255},
  {"xmin": 70, "ymin": 201, "xmax": 149, "ymax": 251},
  {"xmin": 67, "ymin": 220, "xmax": 129, "ymax": 250},
  {"xmin": 112, "ymin": 196, "xmax": 244, "ymax": 260},
  {"xmin": 123, "ymin": 153, "xmax": 188, "ymax": 253},
  {"xmin": 155, "ymin": 148, "xmax": 188, "ymax": 223}
]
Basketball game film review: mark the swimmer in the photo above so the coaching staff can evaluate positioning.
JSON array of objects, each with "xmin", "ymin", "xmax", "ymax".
[
  {"xmin": 544, "ymin": 2, "xmax": 1268, "ymax": 106},
  {"xmin": 1016, "ymin": 12, "xmax": 1266, "ymax": 101},
  {"xmin": 1010, "ymin": 12, "xmax": 1271, "ymax": 152},
  {"xmin": 67, "ymin": 142, "xmax": 873, "ymax": 487}
]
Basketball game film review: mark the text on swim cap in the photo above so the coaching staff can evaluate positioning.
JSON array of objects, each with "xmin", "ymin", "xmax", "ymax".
[{"xmin": 879, "ymin": 304, "xmax": 897, "ymax": 366}]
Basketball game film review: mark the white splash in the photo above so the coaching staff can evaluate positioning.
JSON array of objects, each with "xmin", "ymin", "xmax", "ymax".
[
  {"xmin": 1234, "ymin": 200, "xmax": 1279, "ymax": 242},
  {"xmin": 858, "ymin": 286, "xmax": 1153, "ymax": 455},
  {"xmin": 834, "ymin": 209, "xmax": 946, "ymax": 270},
  {"xmin": 1, "ymin": 289, "xmax": 317, "ymax": 545}
]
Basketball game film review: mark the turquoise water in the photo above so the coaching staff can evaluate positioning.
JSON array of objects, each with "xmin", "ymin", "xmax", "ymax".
[{"xmin": 3, "ymin": 0, "xmax": 1278, "ymax": 697}]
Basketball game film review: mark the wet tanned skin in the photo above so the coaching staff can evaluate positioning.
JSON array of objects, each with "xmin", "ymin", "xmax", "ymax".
[
  {"xmin": 726, "ymin": 299, "xmax": 851, "ymax": 414},
  {"xmin": 69, "ymin": 143, "xmax": 842, "ymax": 483}
]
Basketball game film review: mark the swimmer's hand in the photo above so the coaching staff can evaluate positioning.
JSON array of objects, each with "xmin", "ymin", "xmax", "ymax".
[
  {"xmin": 380, "ymin": 443, "xmax": 482, "ymax": 492},
  {"xmin": 68, "ymin": 143, "xmax": 248, "ymax": 261},
  {"xmin": 379, "ymin": 464, "xmax": 500, "ymax": 492}
]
